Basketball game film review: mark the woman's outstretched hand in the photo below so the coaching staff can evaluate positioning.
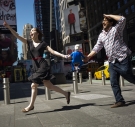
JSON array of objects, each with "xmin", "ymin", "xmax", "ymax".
[{"xmin": 3, "ymin": 20, "xmax": 9, "ymax": 28}]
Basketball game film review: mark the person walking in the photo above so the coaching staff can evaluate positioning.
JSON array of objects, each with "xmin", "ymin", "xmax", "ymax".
[
  {"xmin": 3, "ymin": 21, "xmax": 71, "ymax": 112},
  {"xmin": 87, "ymin": 14, "xmax": 135, "ymax": 108}
]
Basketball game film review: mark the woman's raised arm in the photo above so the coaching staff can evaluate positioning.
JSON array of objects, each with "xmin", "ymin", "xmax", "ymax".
[{"xmin": 3, "ymin": 21, "xmax": 27, "ymax": 44}]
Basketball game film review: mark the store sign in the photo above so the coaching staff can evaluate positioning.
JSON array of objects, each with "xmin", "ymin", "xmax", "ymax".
[{"xmin": 0, "ymin": 0, "xmax": 17, "ymax": 33}]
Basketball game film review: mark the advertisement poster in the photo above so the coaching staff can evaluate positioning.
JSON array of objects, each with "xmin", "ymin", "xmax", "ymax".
[
  {"xmin": 0, "ymin": 0, "xmax": 17, "ymax": 33},
  {"xmin": 63, "ymin": 6, "xmax": 81, "ymax": 36},
  {"xmin": 78, "ymin": 1, "xmax": 87, "ymax": 31},
  {"xmin": 0, "ymin": 34, "xmax": 17, "ymax": 63},
  {"xmin": 79, "ymin": 9, "xmax": 87, "ymax": 31},
  {"xmin": 65, "ymin": 44, "xmax": 82, "ymax": 55}
]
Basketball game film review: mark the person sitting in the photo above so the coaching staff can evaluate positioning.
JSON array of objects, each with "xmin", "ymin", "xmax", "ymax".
[{"xmin": 68, "ymin": 44, "xmax": 85, "ymax": 72}]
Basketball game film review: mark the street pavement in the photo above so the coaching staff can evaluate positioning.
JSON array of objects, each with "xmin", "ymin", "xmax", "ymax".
[{"xmin": 0, "ymin": 79, "xmax": 135, "ymax": 127}]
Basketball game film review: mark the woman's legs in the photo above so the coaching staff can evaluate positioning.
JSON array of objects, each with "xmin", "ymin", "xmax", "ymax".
[
  {"xmin": 43, "ymin": 80, "xmax": 70, "ymax": 102},
  {"xmin": 23, "ymin": 83, "xmax": 39, "ymax": 110}
]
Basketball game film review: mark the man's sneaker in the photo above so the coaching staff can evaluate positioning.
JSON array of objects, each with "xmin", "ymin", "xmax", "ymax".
[{"xmin": 111, "ymin": 102, "xmax": 126, "ymax": 108}]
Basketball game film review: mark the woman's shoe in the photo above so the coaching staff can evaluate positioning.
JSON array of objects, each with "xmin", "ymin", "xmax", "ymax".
[
  {"xmin": 67, "ymin": 92, "xmax": 71, "ymax": 104},
  {"xmin": 21, "ymin": 106, "xmax": 34, "ymax": 113}
]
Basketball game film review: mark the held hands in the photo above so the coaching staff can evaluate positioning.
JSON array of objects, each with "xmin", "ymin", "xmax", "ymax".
[{"xmin": 63, "ymin": 55, "xmax": 69, "ymax": 59}]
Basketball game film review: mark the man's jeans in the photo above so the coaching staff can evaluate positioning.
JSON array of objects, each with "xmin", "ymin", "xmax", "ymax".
[{"xmin": 109, "ymin": 56, "xmax": 135, "ymax": 103}]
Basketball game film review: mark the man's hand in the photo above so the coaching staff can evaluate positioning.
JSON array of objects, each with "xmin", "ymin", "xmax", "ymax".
[{"xmin": 103, "ymin": 14, "xmax": 111, "ymax": 19}]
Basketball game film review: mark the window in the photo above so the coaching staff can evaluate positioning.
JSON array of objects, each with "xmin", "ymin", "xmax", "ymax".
[
  {"xmin": 127, "ymin": 19, "xmax": 134, "ymax": 28},
  {"xmin": 117, "ymin": 2, "xmax": 120, "ymax": 9},
  {"xmin": 125, "ymin": 8, "xmax": 129, "ymax": 15},
  {"xmin": 123, "ymin": 0, "xmax": 127, "ymax": 4},
  {"xmin": 131, "ymin": 5, "xmax": 135, "ymax": 13}
]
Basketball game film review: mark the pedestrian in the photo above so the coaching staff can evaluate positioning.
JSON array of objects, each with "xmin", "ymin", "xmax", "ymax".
[
  {"xmin": 68, "ymin": 44, "xmax": 85, "ymax": 72},
  {"xmin": 3, "ymin": 21, "xmax": 70, "ymax": 112},
  {"xmin": 87, "ymin": 14, "xmax": 135, "ymax": 108}
]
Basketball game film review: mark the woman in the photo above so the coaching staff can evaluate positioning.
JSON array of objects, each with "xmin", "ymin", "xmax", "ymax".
[{"xmin": 3, "ymin": 21, "xmax": 70, "ymax": 112}]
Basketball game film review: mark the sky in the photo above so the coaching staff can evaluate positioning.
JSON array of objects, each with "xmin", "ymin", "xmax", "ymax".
[{"xmin": 15, "ymin": 0, "xmax": 35, "ymax": 58}]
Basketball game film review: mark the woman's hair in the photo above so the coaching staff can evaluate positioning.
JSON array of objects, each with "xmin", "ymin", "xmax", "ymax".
[{"xmin": 35, "ymin": 28, "xmax": 44, "ymax": 41}]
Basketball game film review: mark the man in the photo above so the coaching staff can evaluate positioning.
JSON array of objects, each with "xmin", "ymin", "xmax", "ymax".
[
  {"xmin": 68, "ymin": 9, "xmax": 77, "ymax": 35},
  {"xmin": 68, "ymin": 44, "xmax": 85, "ymax": 71},
  {"xmin": 87, "ymin": 14, "xmax": 135, "ymax": 108}
]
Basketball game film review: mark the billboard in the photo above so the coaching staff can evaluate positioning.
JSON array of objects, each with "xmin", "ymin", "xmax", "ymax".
[
  {"xmin": 79, "ymin": 9, "xmax": 87, "ymax": 31},
  {"xmin": 0, "ymin": 0, "xmax": 17, "ymax": 33},
  {"xmin": 78, "ymin": 1, "xmax": 87, "ymax": 31},
  {"xmin": 63, "ymin": 6, "xmax": 81, "ymax": 36},
  {"xmin": 65, "ymin": 44, "xmax": 82, "ymax": 55}
]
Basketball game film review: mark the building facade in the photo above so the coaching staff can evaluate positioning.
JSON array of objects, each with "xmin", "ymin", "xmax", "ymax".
[
  {"xmin": 34, "ymin": 0, "xmax": 56, "ymax": 45},
  {"xmin": 22, "ymin": 24, "xmax": 33, "ymax": 60}
]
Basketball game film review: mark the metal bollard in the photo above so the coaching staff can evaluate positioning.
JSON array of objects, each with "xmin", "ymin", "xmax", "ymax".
[
  {"xmin": 3, "ymin": 78, "xmax": 10, "ymax": 104},
  {"xmin": 101, "ymin": 71, "xmax": 105, "ymax": 85},
  {"xmin": 88, "ymin": 72, "xmax": 92, "ymax": 84},
  {"xmin": 72, "ymin": 71, "xmax": 78, "ymax": 94},
  {"xmin": 79, "ymin": 73, "xmax": 82, "ymax": 84},
  {"xmin": 120, "ymin": 76, "xmax": 124, "ymax": 87},
  {"xmin": 45, "ymin": 87, "xmax": 51, "ymax": 100}
]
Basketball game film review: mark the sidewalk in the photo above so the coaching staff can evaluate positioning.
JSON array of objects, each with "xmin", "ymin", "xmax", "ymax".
[{"xmin": 0, "ymin": 79, "xmax": 135, "ymax": 127}]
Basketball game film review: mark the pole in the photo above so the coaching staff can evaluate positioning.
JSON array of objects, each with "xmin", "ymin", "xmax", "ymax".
[
  {"xmin": 88, "ymin": 72, "xmax": 92, "ymax": 84},
  {"xmin": 85, "ymin": 0, "xmax": 92, "ymax": 51},
  {"xmin": 120, "ymin": 75, "xmax": 124, "ymax": 87},
  {"xmin": 45, "ymin": 86, "xmax": 51, "ymax": 100},
  {"xmin": 44, "ymin": 0, "xmax": 52, "ymax": 101},
  {"xmin": 79, "ymin": 72, "xmax": 82, "ymax": 84},
  {"xmin": 101, "ymin": 71, "xmax": 105, "ymax": 85},
  {"xmin": 72, "ymin": 71, "xmax": 78, "ymax": 94},
  {"xmin": 50, "ymin": 0, "xmax": 52, "ymax": 48},
  {"xmin": 3, "ymin": 78, "xmax": 10, "ymax": 104}
]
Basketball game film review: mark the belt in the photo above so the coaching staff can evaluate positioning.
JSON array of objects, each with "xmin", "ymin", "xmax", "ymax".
[{"xmin": 32, "ymin": 57, "xmax": 42, "ymax": 60}]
